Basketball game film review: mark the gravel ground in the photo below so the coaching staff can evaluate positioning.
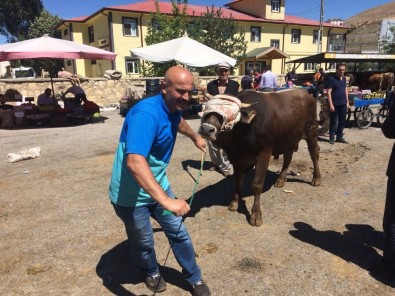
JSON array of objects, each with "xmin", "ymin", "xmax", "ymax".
[{"xmin": 1, "ymin": 107, "xmax": 395, "ymax": 296}]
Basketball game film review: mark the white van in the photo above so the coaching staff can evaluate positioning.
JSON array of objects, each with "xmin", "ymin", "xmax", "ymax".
[{"xmin": 12, "ymin": 67, "xmax": 36, "ymax": 79}]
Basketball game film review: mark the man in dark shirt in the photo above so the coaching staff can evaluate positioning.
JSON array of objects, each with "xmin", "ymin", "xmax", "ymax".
[
  {"xmin": 204, "ymin": 63, "xmax": 240, "ymax": 97},
  {"xmin": 380, "ymin": 93, "xmax": 395, "ymax": 280},
  {"xmin": 285, "ymin": 68, "xmax": 298, "ymax": 87},
  {"xmin": 241, "ymin": 69, "xmax": 254, "ymax": 90},
  {"xmin": 326, "ymin": 63, "xmax": 349, "ymax": 144},
  {"xmin": 202, "ymin": 63, "xmax": 240, "ymax": 177}
]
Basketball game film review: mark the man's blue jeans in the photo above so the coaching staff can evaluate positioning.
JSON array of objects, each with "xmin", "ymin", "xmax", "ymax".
[
  {"xmin": 329, "ymin": 104, "xmax": 347, "ymax": 140},
  {"xmin": 112, "ymin": 199, "xmax": 201, "ymax": 285}
]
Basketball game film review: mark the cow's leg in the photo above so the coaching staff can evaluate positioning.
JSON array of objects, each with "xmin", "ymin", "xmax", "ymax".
[
  {"xmin": 250, "ymin": 150, "xmax": 271, "ymax": 226},
  {"xmin": 274, "ymin": 151, "xmax": 293, "ymax": 187},
  {"xmin": 229, "ymin": 167, "xmax": 244, "ymax": 211},
  {"xmin": 305, "ymin": 124, "xmax": 322, "ymax": 186}
]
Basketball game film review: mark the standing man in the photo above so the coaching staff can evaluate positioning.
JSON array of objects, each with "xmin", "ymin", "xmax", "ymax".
[
  {"xmin": 379, "ymin": 94, "xmax": 395, "ymax": 281},
  {"xmin": 63, "ymin": 85, "xmax": 86, "ymax": 107},
  {"xmin": 258, "ymin": 65, "xmax": 277, "ymax": 91},
  {"xmin": 202, "ymin": 62, "xmax": 240, "ymax": 177},
  {"xmin": 253, "ymin": 69, "xmax": 262, "ymax": 90},
  {"xmin": 313, "ymin": 67, "xmax": 326, "ymax": 99},
  {"xmin": 285, "ymin": 68, "xmax": 298, "ymax": 87},
  {"xmin": 326, "ymin": 63, "xmax": 349, "ymax": 144},
  {"xmin": 241, "ymin": 69, "xmax": 254, "ymax": 90},
  {"xmin": 109, "ymin": 66, "xmax": 210, "ymax": 296}
]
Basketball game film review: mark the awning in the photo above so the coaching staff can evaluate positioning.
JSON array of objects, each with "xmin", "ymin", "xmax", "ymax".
[
  {"xmin": 287, "ymin": 52, "xmax": 395, "ymax": 64},
  {"xmin": 246, "ymin": 47, "xmax": 289, "ymax": 60}
]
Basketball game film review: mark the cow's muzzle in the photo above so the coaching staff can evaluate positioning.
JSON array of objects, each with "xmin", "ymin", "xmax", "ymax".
[{"xmin": 198, "ymin": 123, "xmax": 218, "ymax": 141}]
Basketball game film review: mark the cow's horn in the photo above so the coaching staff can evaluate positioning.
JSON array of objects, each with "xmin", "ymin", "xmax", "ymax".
[{"xmin": 240, "ymin": 102, "xmax": 257, "ymax": 108}]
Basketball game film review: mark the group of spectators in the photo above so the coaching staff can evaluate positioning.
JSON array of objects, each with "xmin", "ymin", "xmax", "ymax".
[
  {"xmin": 37, "ymin": 85, "xmax": 99, "ymax": 117},
  {"xmin": 240, "ymin": 65, "xmax": 278, "ymax": 91}
]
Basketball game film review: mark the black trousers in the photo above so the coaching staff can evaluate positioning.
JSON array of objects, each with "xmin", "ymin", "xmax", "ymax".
[{"xmin": 383, "ymin": 177, "xmax": 395, "ymax": 271}]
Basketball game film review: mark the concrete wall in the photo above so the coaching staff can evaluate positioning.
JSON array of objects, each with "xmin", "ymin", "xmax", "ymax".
[
  {"xmin": 0, "ymin": 77, "xmax": 147, "ymax": 106},
  {"xmin": 0, "ymin": 74, "xmax": 287, "ymax": 106}
]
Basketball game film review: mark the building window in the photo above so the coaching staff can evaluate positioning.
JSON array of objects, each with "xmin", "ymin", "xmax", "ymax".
[
  {"xmin": 251, "ymin": 26, "xmax": 261, "ymax": 42},
  {"xmin": 91, "ymin": 60, "xmax": 97, "ymax": 65},
  {"xmin": 88, "ymin": 26, "xmax": 94, "ymax": 43},
  {"xmin": 270, "ymin": 39, "xmax": 280, "ymax": 48},
  {"xmin": 66, "ymin": 60, "xmax": 72, "ymax": 66},
  {"xmin": 304, "ymin": 63, "xmax": 318, "ymax": 71},
  {"xmin": 224, "ymin": 27, "xmax": 233, "ymax": 41},
  {"xmin": 152, "ymin": 20, "xmax": 162, "ymax": 32},
  {"xmin": 123, "ymin": 17, "xmax": 138, "ymax": 37},
  {"xmin": 291, "ymin": 29, "xmax": 301, "ymax": 44},
  {"xmin": 126, "ymin": 58, "xmax": 139, "ymax": 74},
  {"xmin": 246, "ymin": 61, "xmax": 265, "ymax": 74},
  {"xmin": 313, "ymin": 30, "xmax": 322, "ymax": 44},
  {"xmin": 53, "ymin": 30, "xmax": 61, "ymax": 39},
  {"xmin": 63, "ymin": 28, "xmax": 69, "ymax": 36},
  {"xmin": 271, "ymin": 0, "xmax": 280, "ymax": 12}
]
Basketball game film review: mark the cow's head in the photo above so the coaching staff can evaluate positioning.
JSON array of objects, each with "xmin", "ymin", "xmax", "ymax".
[{"xmin": 198, "ymin": 94, "xmax": 257, "ymax": 141}]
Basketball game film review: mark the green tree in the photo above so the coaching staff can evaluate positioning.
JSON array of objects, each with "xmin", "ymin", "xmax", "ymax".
[
  {"xmin": 28, "ymin": 9, "xmax": 62, "ymax": 39},
  {"xmin": 382, "ymin": 26, "xmax": 395, "ymax": 54},
  {"xmin": 143, "ymin": 0, "xmax": 246, "ymax": 76},
  {"xmin": 143, "ymin": 0, "xmax": 190, "ymax": 76},
  {"xmin": 0, "ymin": 0, "xmax": 43, "ymax": 42},
  {"xmin": 188, "ymin": 6, "xmax": 246, "ymax": 75},
  {"xmin": 25, "ymin": 9, "xmax": 64, "ymax": 77}
]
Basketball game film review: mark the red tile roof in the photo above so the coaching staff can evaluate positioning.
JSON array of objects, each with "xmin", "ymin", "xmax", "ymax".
[{"xmin": 64, "ymin": 0, "xmax": 348, "ymax": 29}]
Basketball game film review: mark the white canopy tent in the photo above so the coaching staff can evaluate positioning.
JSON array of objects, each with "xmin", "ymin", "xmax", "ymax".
[{"xmin": 131, "ymin": 36, "xmax": 236, "ymax": 68}]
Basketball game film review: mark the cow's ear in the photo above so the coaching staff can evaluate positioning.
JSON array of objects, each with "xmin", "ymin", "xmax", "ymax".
[{"xmin": 240, "ymin": 110, "xmax": 257, "ymax": 124}]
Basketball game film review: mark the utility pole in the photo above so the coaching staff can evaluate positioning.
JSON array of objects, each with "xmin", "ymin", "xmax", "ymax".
[{"xmin": 318, "ymin": 0, "xmax": 324, "ymax": 53}]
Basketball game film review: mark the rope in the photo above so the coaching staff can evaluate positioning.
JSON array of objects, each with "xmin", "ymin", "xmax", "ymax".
[{"xmin": 152, "ymin": 149, "xmax": 206, "ymax": 295}]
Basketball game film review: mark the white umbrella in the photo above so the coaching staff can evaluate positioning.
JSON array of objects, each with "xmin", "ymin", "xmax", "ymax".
[
  {"xmin": 131, "ymin": 35, "xmax": 236, "ymax": 68},
  {"xmin": 0, "ymin": 34, "xmax": 116, "ymax": 60},
  {"xmin": 0, "ymin": 34, "xmax": 117, "ymax": 94}
]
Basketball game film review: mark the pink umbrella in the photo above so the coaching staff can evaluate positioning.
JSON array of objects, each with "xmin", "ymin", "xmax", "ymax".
[
  {"xmin": 0, "ymin": 34, "xmax": 117, "ymax": 94},
  {"xmin": 0, "ymin": 34, "xmax": 116, "ymax": 60}
]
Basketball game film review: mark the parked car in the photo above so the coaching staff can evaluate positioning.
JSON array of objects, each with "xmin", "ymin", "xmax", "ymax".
[{"xmin": 12, "ymin": 67, "xmax": 36, "ymax": 79}]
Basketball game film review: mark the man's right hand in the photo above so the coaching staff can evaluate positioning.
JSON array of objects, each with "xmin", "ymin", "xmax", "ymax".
[{"xmin": 164, "ymin": 198, "xmax": 190, "ymax": 216}]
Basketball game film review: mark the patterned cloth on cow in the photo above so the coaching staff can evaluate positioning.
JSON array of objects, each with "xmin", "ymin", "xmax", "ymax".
[{"xmin": 202, "ymin": 94, "xmax": 241, "ymax": 130}]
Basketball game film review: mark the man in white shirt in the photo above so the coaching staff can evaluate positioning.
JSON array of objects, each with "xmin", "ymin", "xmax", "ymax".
[{"xmin": 259, "ymin": 65, "xmax": 277, "ymax": 91}]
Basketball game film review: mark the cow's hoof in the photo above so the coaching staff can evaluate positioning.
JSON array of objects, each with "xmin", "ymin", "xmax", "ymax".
[
  {"xmin": 228, "ymin": 203, "xmax": 238, "ymax": 211},
  {"xmin": 274, "ymin": 180, "xmax": 285, "ymax": 187},
  {"xmin": 249, "ymin": 217, "xmax": 263, "ymax": 226},
  {"xmin": 311, "ymin": 178, "xmax": 321, "ymax": 186}
]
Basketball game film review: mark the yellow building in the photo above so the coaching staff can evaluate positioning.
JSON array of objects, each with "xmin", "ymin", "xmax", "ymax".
[{"xmin": 57, "ymin": 0, "xmax": 349, "ymax": 77}]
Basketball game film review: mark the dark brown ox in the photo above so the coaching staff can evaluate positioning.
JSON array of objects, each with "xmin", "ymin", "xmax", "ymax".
[
  {"xmin": 368, "ymin": 72, "xmax": 394, "ymax": 91},
  {"xmin": 198, "ymin": 89, "xmax": 321, "ymax": 226}
]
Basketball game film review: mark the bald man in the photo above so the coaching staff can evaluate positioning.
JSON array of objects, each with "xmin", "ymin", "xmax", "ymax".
[{"xmin": 109, "ymin": 66, "xmax": 211, "ymax": 296}]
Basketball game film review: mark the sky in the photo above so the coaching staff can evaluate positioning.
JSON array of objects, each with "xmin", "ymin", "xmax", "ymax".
[{"xmin": 1, "ymin": 0, "xmax": 394, "ymax": 43}]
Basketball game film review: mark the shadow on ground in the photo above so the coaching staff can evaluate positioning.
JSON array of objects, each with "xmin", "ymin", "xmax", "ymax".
[
  {"xmin": 181, "ymin": 159, "xmax": 311, "ymax": 224},
  {"xmin": 289, "ymin": 222, "xmax": 395, "ymax": 287},
  {"xmin": 96, "ymin": 240, "xmax": 191, "ymax": 296}
]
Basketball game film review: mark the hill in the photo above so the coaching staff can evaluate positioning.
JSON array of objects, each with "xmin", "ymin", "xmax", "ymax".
[
  {"xmin": 344, "ymin": 2, "xmax": 395, "ymax": 53},
  {"xmin": 345, "ymin": 2, "xmax": 395, "ymax": 27}
]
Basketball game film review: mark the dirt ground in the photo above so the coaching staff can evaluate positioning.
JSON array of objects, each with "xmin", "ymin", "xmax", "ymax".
[{"xmin": 1, "ymin": 107, "xmax": 395, "ymax": 296}]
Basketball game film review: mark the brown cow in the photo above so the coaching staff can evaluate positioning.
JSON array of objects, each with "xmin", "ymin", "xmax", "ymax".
[
  {"xmin": 368, "ymin": 72, "xmax": 394, "ymax": 91},
  {"xmin": 198, "ymin": 89, "xmax": 321, "ymax": 226}
]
